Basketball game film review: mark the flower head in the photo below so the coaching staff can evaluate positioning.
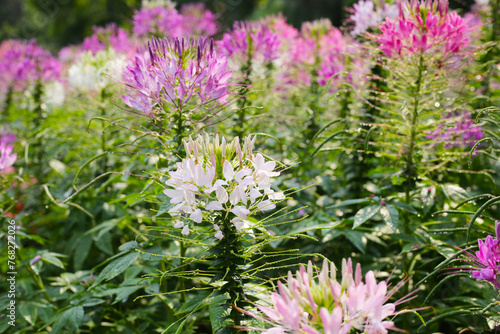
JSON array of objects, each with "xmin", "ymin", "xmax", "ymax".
[
  {"xmin": 425, "ymin": 111, "xmax": 483, "ymax": 149},
  {"xmin": 0, "ymin": 40, "xmax": 60, "ymax": 95},
  {"xmin": 217, "ymin": 21, "xmax": 281, "ymax": 65},
  {"xmin": 163, "ymin": 135, "xmax": 283, "ymax": 239},
  {"xmin": 248, "ymin": 259, "xmax": 415, "ymax": 334},
  {"xmin": 82, "ymin": 24, "xmax": 135, "ymax": 57},
  {"xmin": 180, "ymin": 3, "xmax": 218, "ymax": 37},
  {"xmin": 132, "ymin": 4, "xmax": 184, "ymax": 38},
  {"xmin": 376, "ymin": 0, "xmax": 478, "ymax": 58},
  {"xmin": 122, "ymin": 36, "xmax": 232, "ymax": 117},
  {"xmin": 349, "ymin": 0, "xmax": 399, "ymax": 35}
]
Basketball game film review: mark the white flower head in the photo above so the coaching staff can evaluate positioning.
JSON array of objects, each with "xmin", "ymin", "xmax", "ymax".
[{"xmin": 163, "ymin": 134, "xmax": 283, "ymax": 240}]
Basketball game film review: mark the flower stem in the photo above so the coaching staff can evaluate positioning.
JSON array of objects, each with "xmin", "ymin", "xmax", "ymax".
[{"xmin": 403, "ymin": 54, "xmax": 425, "ymax": 235}]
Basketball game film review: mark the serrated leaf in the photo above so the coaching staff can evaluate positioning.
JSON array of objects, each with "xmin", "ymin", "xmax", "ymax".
[
  {"xmin": 380, "ymin": 205, "xmax": 399, "ymax": 231},
  {"xmin": 353, "ymin": 205, "xmax": 382, "ymax": 228},
  {"xmin": 90, "ymin": 251, "xmax": 139, "ymax": 289}
]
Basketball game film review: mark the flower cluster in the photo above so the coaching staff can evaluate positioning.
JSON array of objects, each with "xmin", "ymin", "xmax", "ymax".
[
  {"xmin": 122, "ymin": 36, "xmax": 232, "ymax": 117},
  {"xmin": 0, "ymin": 131, "xmax": 17, "ymax": 171},
  {"xmin": 376, "ymin": 0, "xmax": 477, "ymax": 58},
  {"xmin": 425, "ymin": 111, "xmax": 483, "ymax": 149},
  {"xmin": 349, "ymin": 0, "xmax": 399, "ymax": 35},
  {"xmin": 217, "ymin": 21, "xmax": 281, "ymax": 65},
  {"xmin": 0, "ymin": 40, "xmax": 60, "ymax": 95},
  {"xmin": 278, "ymin": 19, "xmax": 368, "ymax": 90},
  {"xmin": 133, "ymin": 2, "xmax": 217, "ymax": 38},
  {"xmin": 68, "ymin": 49, "xmax": 127, "ymax": 92},
  {"xmin": 251, "ymin": 259, "xmax": 413, "ymax": 334},
  {"xmin": 82, "ymin": 24, "xmax": 135, "ymax": 57},
  {"xmin": 163, "ymin": 135, "xmax": 284, "ymax": 239},
  {"xmin": 462, "ymin": 222, "xmax": 500, "ymax": 289}
]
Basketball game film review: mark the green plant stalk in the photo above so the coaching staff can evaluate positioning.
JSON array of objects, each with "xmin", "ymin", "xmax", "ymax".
[
  {"xmin": 235, "ymin": 33, "xmax": 253, "ymax": 138},
  {"xmin": 100, "ymin": 88, "xmax": 107, "ymax": 174},
  {"xmin": 33, "ymin": 80, "xmax": 44, "ymax": 186},
  {"xmin": 2, "ymin": 84, "xmax": 14, "ymax": 121},
  {"xmin": 213, "ymin": 214, "xmax": 246, "ymax": 332},
  {"xmin": 403, "ymin": 54, "xmax": 425, "ymax": 235}
]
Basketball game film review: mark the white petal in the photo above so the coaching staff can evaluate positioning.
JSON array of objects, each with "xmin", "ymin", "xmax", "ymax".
[
  {"xmin": 181, "ymin": 225, "xmax": 190, "ymax": 235},
  {"xmin": 223, "ymin": 160, "xmax": 234, "ymax": 181},
  {"xmin": 190, "ymin": 209, "xmax": 203, "ymax": 223},
  {"xmin": 216, "ymin": 186, "xmax": 229, "ymax": 204},
  {"xmin": 257, "ymin": 200, "xmax": 275, "ymax": 211},
  {"xmin": 231, "ymin": 206, "xmax": 251, "ymax": 219},
  {"xmin": 174, "ymin": 220, "xmax": 184, "ymax": 228},
  {"xmin": 214, "ymin": 230, "xmax": 223, "ymax": 240},
  {"xmin": 206, "ymin": 201, "xmax": 223, "ymax": 210}
]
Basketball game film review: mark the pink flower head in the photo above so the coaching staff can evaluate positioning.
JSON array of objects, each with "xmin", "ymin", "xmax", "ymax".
[
  {"xmin": 376, "ymin": 0, "xmax": 479, "ymax": 58},
  {"xmin": 132, "ymin": 5, "xmax": 184, "ymax": 38},
  {"xmin": 0, "ymin": 40, "xmax": 60, "ymax": 94},
  {"xmin": 82, "ymin": 23, "xmax": 134, "ymax": 57},
  {"xmin": 180, "ymin": 3, "xmax": 218, "ymax": 37},
  {"xmin": 248, "ymin": 259, "xmax": 416, "ymax": 334},
  {"xmin": 122, "ymin": 36, "xmax": 232, "ymax": 117},
  {"xmin": 0, "ymin": 131, "xmax": 16, "ymax": 171},
  {"xmin": 217, "ymin": 21, "xmax": 281, "ymax": 65}
]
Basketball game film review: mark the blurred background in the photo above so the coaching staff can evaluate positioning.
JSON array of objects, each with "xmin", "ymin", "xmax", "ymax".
[{"xmin": 0, "ymin": 0, "xmax": 474, "ymax": 52}]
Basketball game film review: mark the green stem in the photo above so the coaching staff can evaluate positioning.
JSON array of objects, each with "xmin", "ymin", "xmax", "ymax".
[
  {"xmin": 482, "ymin": 0, "xmax": 499, "ymax": 99},
  {"xmin": 2, "ymin": 85, "xmax": 14, "ymax": 121},
  {"xmin": 235, "ymin": 34, "xmax": 253, "ymax": 138},
  {"xmin": 100, "ymin": 89, "xmax": 107, "ymax": 174},
  {"xmin": 33, "ymin": 80, "xmax": 44, "ymax": 186},
  {"xmin": 403, "ymin": 54, "xmax": 425, "ymax": 234},
  {"xmin": 178, "ymin": 237, "xmax": 187, "ymax": 303}
]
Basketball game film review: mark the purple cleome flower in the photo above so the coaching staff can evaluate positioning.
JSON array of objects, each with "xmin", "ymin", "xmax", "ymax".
[
  {"xmin": 82, "ymin": 23, "xmax": 135, "ymax": 57},
  {"xmin": 122, "ymin": 37, "xmax": 232, "ymax": 117},
  {"xmin": 426, "ymin": 111, "xmax": 483, "ymax": 149}
]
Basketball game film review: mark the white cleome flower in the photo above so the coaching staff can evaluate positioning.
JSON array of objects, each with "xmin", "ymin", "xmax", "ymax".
[{"xmin": 163, "ymin": 135, "xmax": 284, "ymax": 239}]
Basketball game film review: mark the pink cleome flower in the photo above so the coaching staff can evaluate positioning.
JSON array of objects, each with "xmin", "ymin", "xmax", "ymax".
[
  {"xmin": 247, "ymin": 258, "xmax": 416, "ymax": 334},
  {"xmin": 376, "ymin": 0, "xmax": 479, "ymax": 58},
  {"xmin": 82, "ymin": 23, "xmax": 135, "ymax": 57},
  {"xmin": 0, "ymin": 131, "xmax": 16, "ymax": 171}
]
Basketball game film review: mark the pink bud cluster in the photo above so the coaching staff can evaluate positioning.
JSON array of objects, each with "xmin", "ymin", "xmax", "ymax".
[
  {"xmin": 133, "ymin": 2, "xmax": 217, "ymax": 38},
  {"xmin": 163, "ymin": 135, "xmax": 284, "ymax": 239},
  {"xmin": 251, "ymin": 259, "xmax": 413, "ymax": 334},
  {"xmin": 376, "ymin": 0, "xmax": 477, "ymax": 58},
  {"xmin": 217, "ymin": 21, "xmax": 281, "ymax": 65},
  {"xmin": 122, "ymin": 37, "xmax": 232, "ymax": 117},
  {"xmin": 0, "ymin": 40, "xmax": 60, "ymax": 94},
  {"xmin": 0, "ymin": 131, "xmax": 16, "ymax": 171}
]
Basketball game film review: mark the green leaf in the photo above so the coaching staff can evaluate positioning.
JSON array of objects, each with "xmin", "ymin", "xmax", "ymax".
[
  {"xmin": 51, "ymin": 306, "xmax": 84, "ymax": 333},
  {"xmin": 344, "ymin": 230, "xmax": 367, "ymax": 253},
  {"xmin": 390, "ymin": 200, "xmax": 418, "ymax": 214},
  {"xmin": 119, "ymin": 241, "xmax": 139, "ymax": 252},
  {"xmin": 177, "ymin": 290, "xmax": 211, "ymax": 314},
  {"xmin": 73, "ymin": 234, "xmax": 92, "ymax": 271},
  {"xmin": 209, "ymin": 294, "xmax": 230, "ymax": 333},
  {"xmin": 95, "ymin": 231, "xmax": 113, "ymax": 256},
  {"xmin": 90, "ymin": 251, "xmax": 139, "ymax": 289},
  {"xmin": 42, "ymin": 253, "xmax": 65, "ymax": 269},
  {"xmin": 380, "ymin": 205, "xmax": 399, "ymax": 231},
  {"xmin": 19, "ymin": 302, "xmax": 37, "ymax": 326},
  {"xmin": 353, "ymin": 205, "xmax": 382, "ymax": 228},
  {"xmin": 328, "ymin": 198, "xmax": 370, "ymax": 208}
]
